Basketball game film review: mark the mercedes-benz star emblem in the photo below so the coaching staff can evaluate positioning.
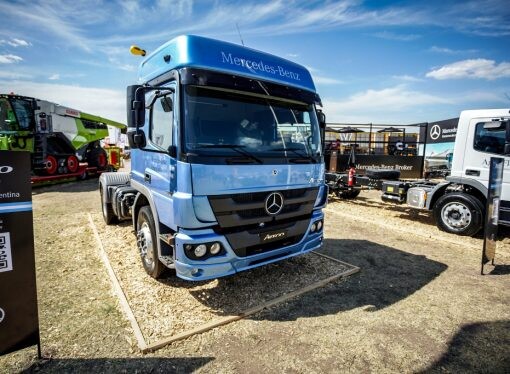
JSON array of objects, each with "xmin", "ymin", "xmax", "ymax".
[
  {"xmin": 430, "ymin": 124, "xmax": 441, "ymax": 140},
  {"xmin": 265, "ymin": 192, "xmax": 284, "ymax": 216}
]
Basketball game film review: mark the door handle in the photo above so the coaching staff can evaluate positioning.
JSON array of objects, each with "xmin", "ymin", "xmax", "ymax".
[
  {"xmin": 465, "ymin": 169, "xmax": 480, "ymax": 176},
  {"xmin": 144, "ymin": 172, "xmax": 151, "ymax": 183}
]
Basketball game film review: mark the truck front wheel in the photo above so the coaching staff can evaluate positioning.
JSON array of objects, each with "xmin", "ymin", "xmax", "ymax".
[
  {"xmin": 136, "ymin": 206, "xmax": 165, "ymax": 279},
  {"xmin": 433, "ymin": 193, "xmax": 483, "ymax": 236}
]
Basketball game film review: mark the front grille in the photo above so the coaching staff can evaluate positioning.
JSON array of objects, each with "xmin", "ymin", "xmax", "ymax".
[{"xmin": 208, "ymin": 187, "xmax": 319, "ymax": 229}]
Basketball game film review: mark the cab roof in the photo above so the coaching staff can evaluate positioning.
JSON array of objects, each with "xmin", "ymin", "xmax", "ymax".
[{"xmin": 138, "ymin": 35, "xmax": 316, "ymax": 93}]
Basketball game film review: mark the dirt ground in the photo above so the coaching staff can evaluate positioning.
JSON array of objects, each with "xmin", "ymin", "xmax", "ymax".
[{"xmin": 1, "ymin": 177, "xmax": 509, "ymax": 373}]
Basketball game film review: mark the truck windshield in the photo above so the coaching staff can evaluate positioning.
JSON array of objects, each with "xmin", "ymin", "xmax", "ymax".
[
  {"xmin": 183, "ymin": 85, "xmax": 322, "ymax": 164},
  {"xmin": 0, "ymin": 97, "xmax": 34, "ymax": 131}
]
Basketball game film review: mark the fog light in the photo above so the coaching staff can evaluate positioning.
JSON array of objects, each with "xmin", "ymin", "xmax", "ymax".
[
  {"xmin": 310, "ymin": 222, "xmax": 317, "ymax": 232},
  {"xmin": 185, "ymin": 244, "xmax": 192, "ymax": 251},
  {"xmin": 194, "ymin": 244, "xmax": 207, "ymax": 257},
  {"xmin": 317, "ymin": 220, "xmax": 323, "ymax": 231},
  {"xmin": 210, "ymin": 242, "xmax": 221, "ymax": 255}
]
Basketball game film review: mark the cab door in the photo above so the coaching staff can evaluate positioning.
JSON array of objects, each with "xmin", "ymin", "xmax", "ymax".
[
  {"xmin": 469, "ymin": 118, "xmax": 510, "ymax": 203},
  {"xmin": 139, "ymin": 83, "xmax": 177, "ymax": 198}
]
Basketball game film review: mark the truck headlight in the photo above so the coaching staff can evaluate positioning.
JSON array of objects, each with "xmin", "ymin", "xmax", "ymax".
[
  {"xmin": 209, "ymin": 242, "xmax": 221, "ymax": 255},
  {"xmin": 317, "ymin": 220, "xmax": 323, "ymax": 231},
  {"xmin": 194, "ymin": 244, "xmax": 207, "ymax": 257},
  {"xmin": 310, "ymin": 222, "xmax": 317, "ymax": 232}
]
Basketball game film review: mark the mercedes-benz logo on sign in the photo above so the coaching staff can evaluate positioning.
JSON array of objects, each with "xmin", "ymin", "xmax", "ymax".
[
  {"xmin": 430, "ymin": 124, "xmax": 441, "ymax": 140},
  {"xmin": 265, "ymin": 192, "xmax": 284, "ymax": 216}
]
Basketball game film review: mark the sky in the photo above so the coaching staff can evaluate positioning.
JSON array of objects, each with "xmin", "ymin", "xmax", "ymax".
[{"xmin": 0, "ymin": 0, "xmax": 509, "ymax": 125}]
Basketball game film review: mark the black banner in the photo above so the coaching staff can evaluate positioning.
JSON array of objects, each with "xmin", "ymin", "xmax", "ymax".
[
  {"xmin": 328, "ymin": 155, "xmax": 424, "ymax": 178},
  {"xmin": 0, "ymin": 151, "xmax": 40, "ymax": 356},
  {"xmin": 426, "ymin": 118, "xmax": 459, "ymax": 144},
  {"xmin": 481, "ymin": 157, "xmax": 504, "ymax": 274}
]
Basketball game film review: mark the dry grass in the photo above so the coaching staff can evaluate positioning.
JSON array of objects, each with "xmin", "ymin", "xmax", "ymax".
[{"xmin": 1, "ymin": 180, "xmax": 509, "ymax": 373}]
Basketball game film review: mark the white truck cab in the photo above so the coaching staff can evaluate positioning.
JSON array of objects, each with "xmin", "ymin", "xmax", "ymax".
[{"xmin": 380, "ymin": 109, "xmax": 510, "ymax": 236}]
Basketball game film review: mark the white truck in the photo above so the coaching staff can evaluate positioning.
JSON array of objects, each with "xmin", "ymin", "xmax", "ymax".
[{"xmin": 329, "ymin": 109, "xmax": 510, "ymax": 236}]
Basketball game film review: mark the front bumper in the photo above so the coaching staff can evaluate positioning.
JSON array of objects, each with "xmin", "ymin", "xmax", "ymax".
[{"xmin": 173, "ymin": 210, "xmax": 324, "ymax": 281}]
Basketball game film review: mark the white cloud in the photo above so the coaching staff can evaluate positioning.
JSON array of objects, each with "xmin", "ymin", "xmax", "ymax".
[
  {"xmin": 0, "ymin": 71, "xmax": 32, "ymax": 79},
  {"xmin": 313, "ymin": 76, "xmax": 344, "ymax": 85},
  {"xmin": 0, "ymin": 54, "xmax": 23, "ymax": 63},
  {"xmin": 9, "ymin": 38, "xmax": 30, "ymax": 47},
  {"xmin": 0, "ymin": 38, "xmax": 31, "ymax": 47},
  {"xmin": 322, "ymin": 85, "xmax": 451, "ymax": 123},
  {"xmin": 48, "ymin": 74, "xmax": 60, "ymax": 80},
  {"xmin": 426, "ymin": 59, "xmax": 510, "ymax": 80},
  {"xmin": 392, "ymin": 75, "xmax": 424, "ymax": 82},
  {"xmin": 428, "ymin": 46, "xmax": 477, "ymax": 54},
  {"xmin": 287, "ymin": 53, "xmax": 299, "ymax": 58},
  {"xmin": 372, "ymin": 31, "xmax": 421, "ymax": 41},
  {"xmin": 0, "ymin": 80, "xmax": 126, "ymax": 123},
  {"xmin": 108, "ymin": 57, "xmax": 136, "ymax": 72}
]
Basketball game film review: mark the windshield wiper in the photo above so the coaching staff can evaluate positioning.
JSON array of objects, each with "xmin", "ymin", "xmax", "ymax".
[
  {"xmin": 194, "ymin": 143, "xmax": 263, "ymax": 164},
  {"xmin": 270, "ymin": 147, "xmax": 319, "ymax": 163}
]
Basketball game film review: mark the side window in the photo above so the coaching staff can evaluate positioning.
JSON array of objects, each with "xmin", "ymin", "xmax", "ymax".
[
  {"xmin": 150, "ymin": 93, "xmax": 174, "ymax": 151},
  {"xmin": 473, "ymin": 122, "xmax": 505, "ymax": 155},
  {"xmin": 10, "ymin": 98, "xmax": 35, "ymax": 130}
]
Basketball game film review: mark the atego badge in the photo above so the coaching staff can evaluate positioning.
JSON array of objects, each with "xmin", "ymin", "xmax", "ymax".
[{"xmin": 260, "ymin": 230, "xmax": 288, "ymax": 243}]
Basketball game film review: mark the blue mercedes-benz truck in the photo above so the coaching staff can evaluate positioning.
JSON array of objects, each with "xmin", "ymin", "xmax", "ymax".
[{"xmin": 99, "ymin": 35, "xmax": 327, "ymax": 281}]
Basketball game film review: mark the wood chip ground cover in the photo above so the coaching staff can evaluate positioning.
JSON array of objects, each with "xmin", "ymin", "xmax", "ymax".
[
  {"xmin": 91, "ymin": 212, "xmax": 353, "ymax": 344},
  {"xmin": 1, "ymin": 177, "xmax": 509, "ymax": 372}
]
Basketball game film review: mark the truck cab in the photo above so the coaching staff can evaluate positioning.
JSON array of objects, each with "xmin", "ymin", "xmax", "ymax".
[
  {"xmin": 100, "ymin": 35, "xmax": 327, "ymax": 280},
  {"xmin": 447, "ymin": 109, "xmax": 510, "ymax": 226}
]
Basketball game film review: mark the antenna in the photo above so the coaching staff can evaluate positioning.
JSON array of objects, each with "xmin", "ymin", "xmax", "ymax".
[{"xmin": 236, "ymin": 23, "xmax": 245, "ymax": 46}]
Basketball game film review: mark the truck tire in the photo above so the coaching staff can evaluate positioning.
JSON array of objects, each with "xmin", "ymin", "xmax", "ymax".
[
  {"xmin": 88, "ymin": 147, "xmax": 108, "ymax": 169},
  {"xmin": 365, "ymin": 169, "xmax": 401, "ymax": 180},
  {"xmin": 336, "ymin": 189, "xmax": 361, "ymax": 199},
  {"xmin": 433, "ymin": 193, "xmax": 483, "ymax": 236},
  {"xmin": 100, "ymin": 184, "xmax": 117, "ymax": 225},
  {"xmin": 137, "ymin": 206, "xmax": 165, "ymax": 279}
]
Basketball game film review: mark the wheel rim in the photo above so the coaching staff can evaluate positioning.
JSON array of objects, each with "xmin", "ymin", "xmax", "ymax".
[
  {"xmin": 441, "ymin": 202, "xmax": 472, "ymax": 230},
  {"xmin": 45, "ymin": 155, "xmax": 58, "ymax": 175},
  {"xmin": 67, "ymin": 155, "xmax": 79, "ymax": 173},
  {"xmin": 137, "ymin": 222, "xmax": 154, "ymax": 269}
]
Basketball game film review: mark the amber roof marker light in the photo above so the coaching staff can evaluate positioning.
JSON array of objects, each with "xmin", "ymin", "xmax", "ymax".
[{"xmin": 130, "ymin": 45, "xmax": 146, "ymax": 57}]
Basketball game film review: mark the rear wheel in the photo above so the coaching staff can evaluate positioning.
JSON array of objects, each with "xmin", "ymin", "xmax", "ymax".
[
  {"xmin": 336, "ymin": 189, "xmax": 361, "ymax": 199},
  {"xmin": 88, "ymin": 147, "xmax": 108, "ymax": 169},
  {"xmin": 137, "ymin": 206, "xmax": 165, "ymax": 279},
  {"xmin": 100, "ymin": 184, "xmax": 117, "ymax": 225},
  {"xmin": 433, "ymin": 193, "xmax": 483, "ymax": 236}
]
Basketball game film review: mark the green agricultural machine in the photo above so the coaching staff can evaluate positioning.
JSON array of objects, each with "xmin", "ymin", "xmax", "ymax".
[{"xmin": 0, "ymin": 93, "xmax": 125, "ymax": 175}]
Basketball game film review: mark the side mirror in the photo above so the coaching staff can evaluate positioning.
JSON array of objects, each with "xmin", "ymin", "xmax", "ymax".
[
  {"xmin": 160, "ymin": 96, "xmax": 173, "ymax": 112},
  {"xmin": 317, "ymin": 110, "xmax": 326, "ymax": 128},
  {"xmin": 127, "ymin": 85, "xmax": 145, "ymax": 129},
  {"xmin": 127, "ymin": 129, "xmax": 146, "ymax": 149},
  {"xmin": 317, "ymin": 109, "xmax": 326, "ymax": 152}
]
